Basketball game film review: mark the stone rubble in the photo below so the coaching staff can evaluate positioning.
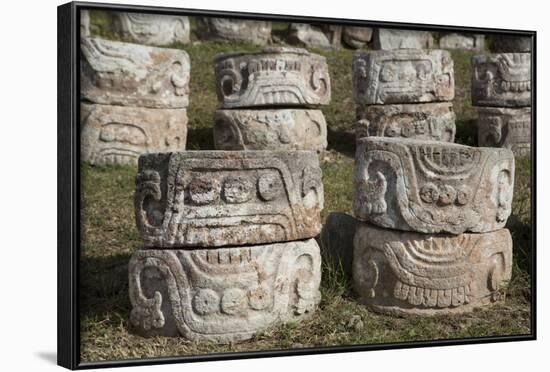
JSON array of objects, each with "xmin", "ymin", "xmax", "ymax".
[
  {"xmin": 287, "ymin": 23, "xmax": 342, "ymax": 49},
  {"xmin": 196, "ymin": 17, "xmax": 272, "ymax": 45},
  {"xmin": 371, "ymin": 29, "xmax": 434, "ymax": 50},
  {"xmin": 111, "ymin": 12, "xmax": 191, "ymax": 46},
  {"xmin": 439, "ymin": 33, "xmax": 485, "ymax": 51}
]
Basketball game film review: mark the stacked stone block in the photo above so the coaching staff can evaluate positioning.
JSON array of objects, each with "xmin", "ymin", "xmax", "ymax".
[
  {"xmin": 196, "ymin": 17, "xmax": 272, "ymax": 46},
  {"xmin": 80, "ymin": 36, "xmax": 190, "ymax": 165},
  {"xmin": 472, "ymin": 52, "xmax": 532, "ymax": 157},
  {"xmin": 110, "ymin": 12, "xmax": 191, "ymax": 46}
]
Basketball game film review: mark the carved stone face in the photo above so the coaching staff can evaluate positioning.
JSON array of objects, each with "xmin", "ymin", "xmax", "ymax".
[{"xmin": 477, "ymin": 107, "xmax": 531, "ymax": 157}]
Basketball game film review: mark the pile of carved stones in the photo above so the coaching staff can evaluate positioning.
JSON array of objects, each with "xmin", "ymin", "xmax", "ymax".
[
  {"xmin": 350, "ymin": 48, "xmax": 515, "ymax": 315},
  {"xmin": 80, "ymin": 12, "xmax": 190, "ymax": 165},
  {"xmin": 127, "ymin": 47, "xmax": 331, "ymax": 343},
  {"xmin": 472, "ymin": 39, "xmax": 532, "ymax": 158}
]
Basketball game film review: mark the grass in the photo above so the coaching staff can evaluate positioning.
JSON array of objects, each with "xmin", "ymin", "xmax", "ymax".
[{"xmin": 80, "ymin": 12, "xmax": 532, "ymax": 363}]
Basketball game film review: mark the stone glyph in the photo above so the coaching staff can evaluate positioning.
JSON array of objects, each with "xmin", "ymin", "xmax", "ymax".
[
  {"xmin": 129, "ymin": 239, "xmax": 321, "ymax": 342},
  {"xmin": 478, "ymin": 107, "xmax": 531, "ymax": 157},
  {"xmin": 81, "ymin": 37, "xmax": 190, "ymax": 109},
  {"xmin": 352, "ymin": 49, "xmax": 454, "ymax": 105},
  {"xmin": 352, "ymin": 137, "xmax": 515, "ymax": 234},
  {"xmin": 356, "ymin": 102, "xmax": 455, "ymax": 142},
  {"xmin": 111, "ymin": 12, "xmax": 191, "ymax": 46},
  {"xmin": 196, "ymin": 17, "xmax": 271, "ymax": 45},
  {"xmin": 214, "ymin": 109, "xmax": 327, "ymax": 151},
  {"xmin": 372, "ymin": 29, "xmax": 434, "ymax": 50},
  {"xmin": 81, "ymin": 103, "xmax": 187, "ymax": 166},
  {"xmin": 214, "ymin": 47, "xmax": 331, "ymax": 108},
  {"xmin": 353, "ymin": 222, "xmax": 513, "ymax": 316},
  {"xmin": 135, "ymin": 151, "xmax": 324, "ymax": 247}
]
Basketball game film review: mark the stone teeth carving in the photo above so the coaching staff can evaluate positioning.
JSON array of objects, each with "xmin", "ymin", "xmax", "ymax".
[
  {"xmin": 196, "ymin": 17, "xmax": 272, "ymax": 46},
  {"xmin": 80, "ymin": 103, "xmax": 188, "ymax": 166},
  {"xmin": 135, "ymin": 151, "xmax": 323, "ymax": 247},
  {"xmin": 472, "ymin": 53, "xmax": 531, "ymax": 107},
  {"xmin": 287, "ymin": 23, "xmax": 342, "ymax": 49},
  {"xmin": 81, "ymin": 37, "xmax": 190, "ymax": 109},
  {"xmin": 353, "ymin": 222, "xmax": 513, "ymax": 316},
  {"xmin": 353, "ymin": 137, "xmax": 515, "ymax": 234},
  {"xmin": 356, "ymin": 102, "xmax": 456, "ymax": 142},
  {"xmin": 478, "ymin": 106, "xmax": 531, "ymax": 158},
  {"xmin": 342, "ymin": 26, "xmax": 373, "ymax": 49},
  {"xmin": 128, "ymin": 239, "xmax": 321, "ymax": 342},
  {"xmin": 372, "ymin": 29, "xmax": 434, "ymax": 50},
  {"xmin": 491, "ymin": 35, "xmax": 532, "ymax": 53},
  {"xmin": 214, "ymin": 109, "xmax": 327, "ymax": 151},
  {"xmin": 352, "ymin": 49, "xmax": 455, "ymax": 105},
  {"xmin": 111, "ymin": 12, "xmax": 191, "ymax": 46},
  {"xmin": 214, "ymin": 47, "xmax": 331, "ymax": 108},
  {"xmin": 439, "ymin": 33, "xmax": 485, "ymax": 51}
]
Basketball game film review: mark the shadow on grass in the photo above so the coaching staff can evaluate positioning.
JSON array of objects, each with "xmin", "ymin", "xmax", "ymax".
[
  {"xmin": 326, "ymin": 127, "xmax": 356, "ymax": 156},
  {"xmin": 186, "ymin": 127, "xmax": 215, "ymax": 150}
]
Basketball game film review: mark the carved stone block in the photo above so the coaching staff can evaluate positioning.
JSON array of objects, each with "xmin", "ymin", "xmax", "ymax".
[
  {"xmin": 352, "ymin": 49, "xmax": 455, "ymax": 105},
  {"xmin": 111, "ymin": 12, "xmax": 191, "ymax": 46},
  {"xmin": 81, "ymin": 103, "xmax": 187, "ymax": 166},
  {"xmin": 439, "ymin": 33, "xmax": 485, "ymax": 51},
  {"xmin": 491, "ymin": 35, "xmax": 531, "ymax": 53},
  {"xmin": 214, "ymin": 109, "xmax": 327, "ymax": 151},
  {"xmin": 355, "ymin": 103, "xmax": 456, "ymax": 142},
  {"xmin": 135, "ymin": 151, "xmax": 323, "ymax": 247},
  {"xmin": 353, "ymin": 222, "xmax": 513, "ymax": 316},
  {"xmin": 214, "ymin": 47, "xmax": 331, "ymax": 108},
  {"xmin": 342, "ymin": 26, "xmax": 373, "ymax": 49},
  {"xmin": 196, "ymin": 18, "xmax": 271, "ymax": 46},
  {"xmin": 372, "ymin": 29, "xmax": 434, "ymax": 50},
  {"xmin": 471, "ymin": 53, "xmax": 531, "ymax": 107},
  {"xmin": 353, "ymin": 137, "xmax": 515, "ymax": 234},
  {"xmin": 81, "ymin": 37, "xmax": 190, "ymax": 109},
  {"xmin": 287, "ymin": 23, "xmax": 342, "ymax": 49},
  {"xmin": 478, "ymin": 107, "xmax": 531, "ymax": 158},
  {"xmin": 129, "ymin": 239, "xmax": 321, "ymax": 342}
]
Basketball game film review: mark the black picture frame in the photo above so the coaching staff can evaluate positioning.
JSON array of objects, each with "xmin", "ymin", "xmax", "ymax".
[{"xmin": 58, "ymin": 1, "xmax": 537, "ymax": 369}]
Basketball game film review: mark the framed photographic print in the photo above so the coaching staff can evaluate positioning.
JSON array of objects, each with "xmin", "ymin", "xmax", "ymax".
[{"xmin": 57, "ymin": 1, "xmax": 536, "ymax": 369}]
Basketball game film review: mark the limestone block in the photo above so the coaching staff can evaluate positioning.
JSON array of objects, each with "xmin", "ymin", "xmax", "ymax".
[
  {"xmin": 81, "ymin": 37, "xmax": 190, "ymax": 109},
  {"xmin": 478, "ymin": 107, "xmax": 531, "ymax": 158},
  {"xmin": 355, "ymin": 102, "xmax": 455, "ymax": 142},
  {"xmin": 111, "ymin": 12, "xmax": 190, "ymax": 46},
  {"xmin": 352, "ymin": 49, "xmax": 454, "ymax": 105},
  {"xmin": 342, "ymin": 26, "xmax": 373, "ymax": 49},
  {"xmin": 213, "ymin": 109, "xmax": 327, "ymax": 151},
  {"xmin": 214, "ymin": 47, "xmax": 331, "ymax": 108},
  {"xmin": 81, "ymin": 103, "xmax": 187, "ymax": 166},
  {"xmin": 129, "ymin": 239, "xmax": 321, "ymax": 342},
  {"xmin": 471, "ymin": 53, "xmax": 531, "ymax": 107},
  {"xmin": 135, "ymin": 150, "xmax": 323, "ymax": 247},
  {"xmin": 353, "ymin": 222, "xmax": 512, "ymax": 316},
  {"xmin": 196, "ymin": 17, "xmax": 271, "ymax": 45},
  {"xmin": 353, "ymin": 137, "xmax": 515, "ymax": 234},
  {"xmin": 372, "ymin": 29, "xmax": 434, "ymax": 50},
  {"xmin": 320, "ymin": 212, "xmax": 358, "ymax": 276},
  {"xmin": 491, "ymin": 35, "xmax": 531, "ymax": 53},
  {"xmin": 439, "ymin": 33, "xmax": 485, "ymax": 51},
  {"xmin": 287, "ymin": 23, "xmax": 342, "ymax": 49}
]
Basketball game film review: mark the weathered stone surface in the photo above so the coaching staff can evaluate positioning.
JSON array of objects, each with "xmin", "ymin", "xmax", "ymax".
[
  {"xmin": 471, "ymin": 53, "xmax": 531, "ymax": 107},
  {"xmin": 491, "ymin": 35, "xmax": 532, "ymax": 53},
  {"xmin": 81, "ymin": 103, "xmax": 188, "ymax": 166},
  {"xmin": 81, "ymin": 37, "xmax": 190, "ymax": 109},
  {"xmin": 214, "ymin": 47, "xmax": 331, "ymax": 108},
  {"xmin": 80, "ymin": 9, "xmax": 90, "ymax": 38},
  {"xmin": 214, "ymin": 109, "xmax": 327, "ymax": 151},
  {"xmin": 353, "ymin": 222, "xmax": 512, "ymax": 316},
  {"xmin": 196, "ymin": 17, "xmax": 271, "ymax": 45},
  {"xmin": 287, "ymin": 23, "xmax": 342, "ymax": 49},
  {"xmin": 342, "ymin": 26, "xmax": 373, "ymax": 49},
  {"xmin": 111, "ymin": 12, "xmax": 190, "ymax": 46},
  {"xmin": 353, "ymin": 137, "xmax": 515, "ymax": 234},
  {"xmin": 320, "ymin": 212, "xmax": 357, "ymax": 276},
  {"xmin": 135, "ymin": 151, "xmax": 323, "ymax": 247},
  {"xmin": 129, "ymin": 239, "xmax": 321, "ymax": 342},
  {"xmin": 439, "ymin": 33, "xmax": 485, "ymax": 51},
  {"xmin": 372, "ymin": 29, "xmax": 434, "ymax": 50},
  {"xmin": 352, "ymin": 49, "xmax": 454, "ymax": 105},
  {"xmin": 356, "ymin": 102, "xmax": 456, "ymax": 142},
  {"xmin": 478, "ymin": 107, "xmax": 531, "ymax": 157}
]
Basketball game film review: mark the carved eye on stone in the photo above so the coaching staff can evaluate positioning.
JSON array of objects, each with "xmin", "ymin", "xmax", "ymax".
[
  {"xmin": 419, "ymin": 182, "xmax": 439, "ymax": 204},
  {"xmin": 310, "ymin": 64, "xmax": 328, "ymax": 95},
  {"xmin": 384, "ymin": 123, "xmax": 400, "ymax": 137},
  {"xmin": 248, "ymin": 284, "xmax": 272, "ymax": 310},
  {"xmin": 416, "ymin": 62, "xmax": 431, "ymax": 80},
  {"xmin": 221, "ymin": 288, "xmax": 247, "ymax": 315},
  {"xmin": 380, "ymin": 65, "xmax": 396, "ymax": 82},
  {"xmin": 437, "ymin": 185, "xmax": 457, "ymax": 205},
  {"xmin": 401, "ymin": 124, "xmax": 415, "ymax": 138},
  {"xmin": 455, "ymin": 186, "xmax": 471, "ymax": 205},
  {"xmin": 219, "ymin": 68, "xmax": 242, "ymax": 97},
  {"xmin": 223, "ymin": 176, "xmax": 254, "ymax": 204},
  {"xmin": 192, "ymin": 289, "xmax": 220, "ymax": 315},
  {"xmin": 257, "ymin": 173, "xmax": 283, "ymax": 201},
  {"xmin": 188, "ymin": 177, "xmax": 221, "ymax": 205},
  {"xmin": 302, "ymin": 166, "xmax": 323, "ymax": 209},
  {"xmin": 170, "ymin": 61, "xmax": 188, "ymax": 96}
]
